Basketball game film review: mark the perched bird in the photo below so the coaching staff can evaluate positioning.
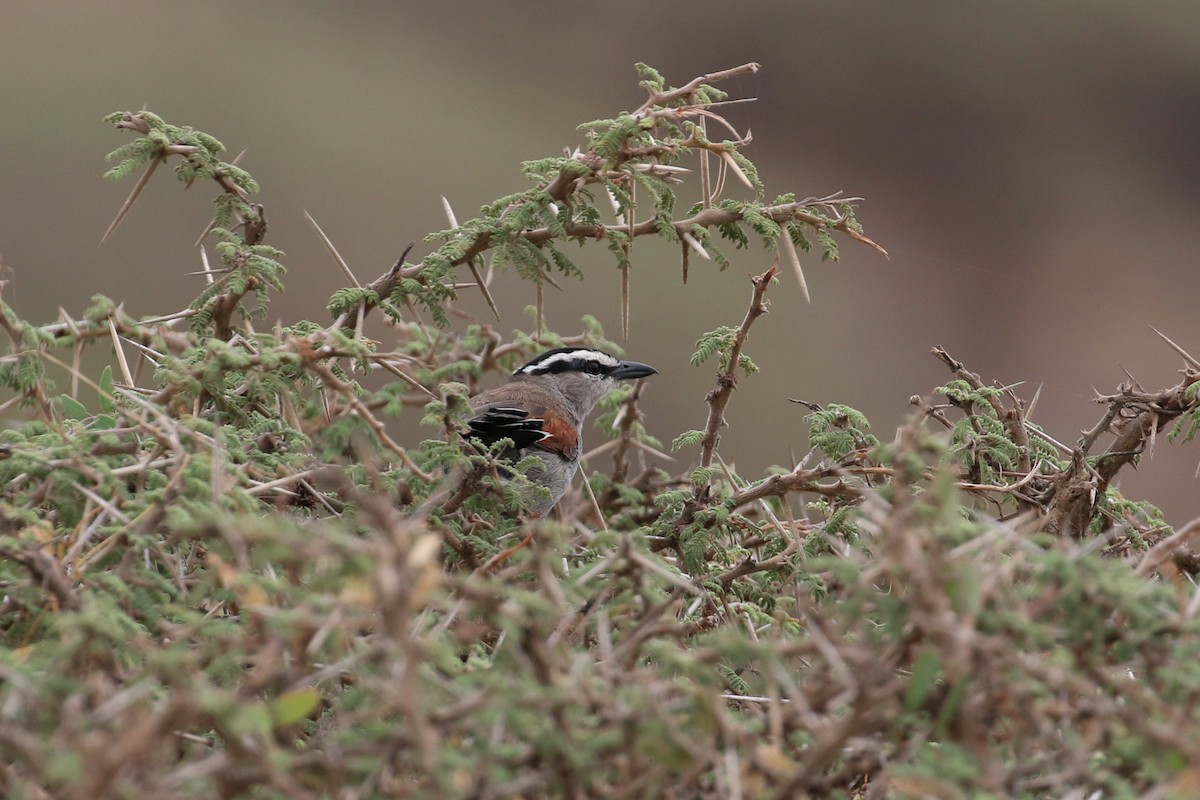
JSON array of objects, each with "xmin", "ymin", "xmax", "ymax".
[{"xmin": 465, "ymin": 347, "xmax": 657, "ymax": 516}]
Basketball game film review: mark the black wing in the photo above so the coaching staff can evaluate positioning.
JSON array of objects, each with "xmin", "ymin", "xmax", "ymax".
[{"xmin": 467, "ymin": 406, "xmax": 550, "ymax": 450}]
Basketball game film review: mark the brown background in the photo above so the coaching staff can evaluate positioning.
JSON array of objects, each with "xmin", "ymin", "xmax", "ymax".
[{"xmin": 3, "ymin": 1, "xmax": 1198, "ymax": 521}]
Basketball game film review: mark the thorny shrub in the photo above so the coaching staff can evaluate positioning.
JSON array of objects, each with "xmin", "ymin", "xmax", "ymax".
[{"xmin": 3, "ymin": 64, "xmax": 1200, "ymax": 799}]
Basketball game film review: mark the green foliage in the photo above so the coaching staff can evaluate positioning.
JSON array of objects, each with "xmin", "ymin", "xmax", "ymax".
[
  {"xmin": 1168, "ymin": 380, "xmax": 1200, "ymax": 444},
  {"xmin": 807, "ymin": 403, "xmax": 879, "ymax": 461},
  {"xmin": 689, "ymin": 325, "xmax": 757, "ymax": 374},
  {"xmin": 326, "ymin": 286, "xmax": 380, "ymax": 317},
  {"xmin": 672, "ymin": 428, "xmax": 704, "ymax": 451},
  {"xmin": 635, "ymin": 62, "xmax": 666, "ymax": 93}
]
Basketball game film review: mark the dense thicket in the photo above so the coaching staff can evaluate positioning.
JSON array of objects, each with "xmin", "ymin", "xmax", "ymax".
[{"xmin": 2, "ymin": 64, "xmax": 1200, "ymax": 799}]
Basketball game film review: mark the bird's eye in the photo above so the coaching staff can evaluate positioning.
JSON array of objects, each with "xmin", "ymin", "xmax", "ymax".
[{"xmin": 585, "ymin": 361, "xmax": 603, "ymax": 375}]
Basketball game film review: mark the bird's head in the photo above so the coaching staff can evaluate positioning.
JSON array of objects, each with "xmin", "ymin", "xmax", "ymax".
[{"xmin": 512, "ymin": 347, "xmax": 657, "ymax": 418}]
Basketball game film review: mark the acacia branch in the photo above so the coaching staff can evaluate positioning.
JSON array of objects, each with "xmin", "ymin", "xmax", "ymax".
[
  {"xmin": 729, "ymin": 465, "xmax": 864, "ymax": 510},
  {"xmin": 700, "ymin": 264, "xmax": 777, "ymax": 469},
  {"xmin": 633, "ymin": 62, "xmax": 762, "ymax": 116},
  {"xmin": 1043, "ymin": 375, "xmax": 1200, "ymax": 535},
  {"xmin": 341, "ymin": 60, "xmax": 882, "ymax": 331},
  {"xmin": 713, "ymin": 535, "xmax": 799, "ymax": 588},
  {"xmin": 0, "ymin": 544, "xmax": 80, "ymax": 611},
  {"xmin": 932, "ymin": 345, "xmax": 1037, "ymax": 513},
  {"xmin": 352, "ymin": 196, "xmax": 880, "ymax": 331},
  {"xmin": 106, "ymin": 114, "xmax": 261, "ymax": 250},
  {"xmin": 1090, "ymin": 378, "xmax": 1199, "ymax": 483},
  {"xmin": 110, "ymin": 112, "xmax": 252, "ymax": 202},
  {"xmin": 518, "ymin": 196, "xmax": 883, "ymax": 253},
  {"xmin": 935, "ymin": 343, "xmax": 1200, "ymax": 536}
]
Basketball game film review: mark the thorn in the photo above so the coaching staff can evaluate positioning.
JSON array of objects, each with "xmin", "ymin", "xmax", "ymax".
[
  {"xmin": 199, "ymin": 245, "xmax": 216, "ymax": 285},
  {"xmin": 632, "ymin": 163, "xmax": 690, "ymax": 175},
  {"xmin": 843, "ymin": 227, "xmax": 889, "ymax": 258},
  {"xmin": 1026, "ymin": 383, "xmax": 1043, "ymax": 421},
  {"xmin": 305, "ymin": 210, "xmax": 361, "ymax": 288},
  {"xmin": 467, "ymin": 260, "xmax": 501, "ymax": 322},
  {"xmin": 107, "ymin": 317, "xmax": 135, "ymax": 388},
  {"xmin": 1118, "ymin": 365, "xmax": 1147, "ymax": 393},
  {"xmin": 101, "ymin": 156, "xmax": 163, "ymax": 244},
  {"xmin": 621, "ymin": 263, "xmax": 630, "ymax": 340},
  {"xmin": 440, "ymin": 195, "xmax": 459, "ymax": 228},
  {"xmin": 535, "ymin": 279, "xmax": 545, "ymax": 340},
  {"xmin": 778, "ymin": 224, "xmax": 809, "ymax": 303},
  {"xmin": 720, "ymin": 150, "xmax": 756, "ymax": 191},
  {"xmin": 1150, "ymin": 326, "xmax": 1200, "ymax": 371},
  {"xmin": 682, "ymin": 232, "xmax": 711, "ymax": 260},
  {"xmin": 193, "ymin": 217, "xmax": 217, "ymax": 249},
  {"xmin": 606, "ymin": 186, "xmax": 622, "ymax": 217},
  {"xmin": 389, "ymin": 242, "xmax": 416, "ymax": 277}
]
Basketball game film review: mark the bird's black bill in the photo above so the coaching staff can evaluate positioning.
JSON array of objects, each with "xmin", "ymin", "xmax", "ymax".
[{"xmin": 611, "ymin": 360, "xmax": 657, "ymax": 380}]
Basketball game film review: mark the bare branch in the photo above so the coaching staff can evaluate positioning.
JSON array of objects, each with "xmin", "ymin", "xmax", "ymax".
[{"xmin": 700, "ymin": 264, "xmax": 778, "ymax": 468}]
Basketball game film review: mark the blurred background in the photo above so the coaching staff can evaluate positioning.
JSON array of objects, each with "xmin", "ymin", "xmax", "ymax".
[{"xmin": 3, "ymin": 1, "xmax": 1199, "ymax": 521}]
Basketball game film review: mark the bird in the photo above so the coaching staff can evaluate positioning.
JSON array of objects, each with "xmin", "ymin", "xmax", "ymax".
[{"xmin": 463, "ymin": 347, "xmax": 657, "ymax": 517}]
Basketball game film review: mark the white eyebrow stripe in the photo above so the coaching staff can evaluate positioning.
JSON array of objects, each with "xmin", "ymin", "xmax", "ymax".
[{"xmin": 518, "ymin": 350, "xmax": 621, "ymax": 374}]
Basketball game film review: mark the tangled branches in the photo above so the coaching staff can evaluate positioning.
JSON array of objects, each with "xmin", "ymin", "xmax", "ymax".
[{"xmin": 2, "ymin": 63, "xmax": 1200, "ymax": 800}]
